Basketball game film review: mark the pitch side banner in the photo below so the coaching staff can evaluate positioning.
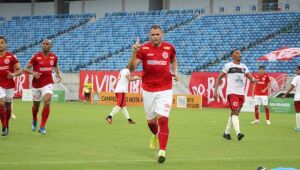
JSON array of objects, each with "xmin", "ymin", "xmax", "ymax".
[
  {"xmin": 189, "ymin": 72, "xmax": 285, "ymax": 107},
  {"xmin": 79, "ymin": 70, "xmax": 142, "ymax": 100},
  {"xmin": 14, "ymin": 72, "xmax": 29, "ymax": 97},
  {"xmin": 91, "ymin": 92, "xmax": 202, "ymax": 109}
]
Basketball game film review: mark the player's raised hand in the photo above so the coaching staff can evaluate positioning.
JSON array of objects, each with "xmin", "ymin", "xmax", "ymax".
[
  {"xmin": 132, "ymin": 37, "xmax": 141, "ymax": 53},
  {"xmin": 33, "ymin": 72, "xmax": 42, "ymax": 79}
]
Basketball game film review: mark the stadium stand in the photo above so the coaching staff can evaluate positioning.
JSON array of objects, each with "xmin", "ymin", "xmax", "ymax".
[{"xmin": 1, "ymin": 10, "xmax": 299, "ymax": 74}]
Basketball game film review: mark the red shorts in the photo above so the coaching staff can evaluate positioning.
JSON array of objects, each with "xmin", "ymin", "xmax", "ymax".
[
  {"xmin": 227, "ymin": 94, "xmax": 245, "ymax": 111},
  {"xmin": 116, "ymin": 93, "xmax": 126, "ymax": 108},
  {"xmin": 295, "ymin": 101, "xmax": 300, "ymax": 113}
]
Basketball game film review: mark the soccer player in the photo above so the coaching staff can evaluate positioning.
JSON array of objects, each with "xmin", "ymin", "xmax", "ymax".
[
  {"xmin": 128, "ymin": 25, "xmax": 179, "ymax": 163},
  {"xmin": 24, "ymin": 39, "xmax": 62, "ymax": 135},
  {"xmin": 83, "ymin": 78, "xmax": 92, "ymax": 104},
  {"xmin": 251, "ymin": 65, "xmax": 271, "ymax": 125},
  {"xmin": 0, "ymin": 36, "xmax": 22, "ymax": 136},
  {"xmin": 105, "ymin": 66, "xmax": 140, "ymax": 124},
  {"xmin": 213, "ymin": 49, "xmax": 257, "ymax": 141},
  {"xmin": 282, "ymin": 66, "xmax": 300, "ymax": 131}
]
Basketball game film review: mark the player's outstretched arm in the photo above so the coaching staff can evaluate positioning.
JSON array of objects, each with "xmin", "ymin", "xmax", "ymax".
[
  {"xmin": 171, "ymin": 56, "xmax": 179, "ymax": 81},
  {"xmin": 24, "ymin": 63, "xmax": 42, "ymax": 79},
  {"xmin": 53, "ymin": 66, "xmax": 62, "ymax": 83},
  {"xmin": 282, "ymin": 85, "xmax": 295, "ymax": 99},
  {"xmin": 128, "ymin": 38, "xmax": 141, "ymax": 72},
  {"xmin": 7, "ymin": 63, "xmax": 22, "ymax": 79},
  {"xmin": 213, "ymin": 72, "xmax": 225, "ymax": 100},
  {"xmin": 246, "ymin": 73, "xmax": 258, "ymax": 83},
  {"xmin": 126, "ymin": 75, "xmax": 141, "ymax": 81}
]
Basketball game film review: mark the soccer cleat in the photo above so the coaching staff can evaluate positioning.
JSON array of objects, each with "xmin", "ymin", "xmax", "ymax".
[
  {"xmin": 128, "ymin": 119, "xmax": 136, "ymax": 125},
  {"xmin": 149, "ymin": 135, "xmax": 158, "ymax": 150},
  {"xmin": 157, "ymin": 150, "xmax": 166, "ymax": 163},
  {"xmin": 38, "ymin": 127, "xmax": 47, "ymax": 135},
  {"xmin": 266, "ymin": 120, "xmax": 271, "ymax": 125},
  {"xmin": 1, "ymin": 127, "xmax": 8, "ymax": 136},
  {"xmin": 237, "ymin": 133, "xmax": 244, "ymax": 141},
  {"xmin": 223, "ymin": 133, "xmax": 231, "ymax": 140},
  {"xmin": 11, "ymin": 113, "xmax": 17, "ymax": 119},
  {"xmin": 294, "ymin": 127, "xmax": 300, "ymax": 131},
  {"xmin": 251, "ymin": 119, "xmax": 259, "ymax": 124},
  {"xmin": 105, "ymin": 116, "xmax": 112, "ymax": 124},
  {"xmin": 32, "ymin": 120, "xmax": 37, "ymax": 131}
]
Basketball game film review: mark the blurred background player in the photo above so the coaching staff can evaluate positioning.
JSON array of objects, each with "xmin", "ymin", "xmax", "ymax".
[
  {"xmin": 128, "ymin": 25, "xmax": 179, "ymax": 163},
  {"xmin": 83, "ymin": 78, "xmax": 92, "ymax": 104},
  {"xmin": 105, "ymin": 66, "xmax": 140, "ymax": 124},
  {"xmin": 24, "ymin": 39, "xmax": 62, "ymax": 135},
  {"xmin": 213, "ymin": 49, "xmax": 257, "ymax": 141},
  {"xmin": 282, "ymin": 66, "xmax": 300, "ymax": 131},
  {"xmin": 251, "ymin": 65, "xmax": 271, "ymax": 125},
  {"xmin": 0, "ymin": 36, "xmax": 22, "ymax": 136}
]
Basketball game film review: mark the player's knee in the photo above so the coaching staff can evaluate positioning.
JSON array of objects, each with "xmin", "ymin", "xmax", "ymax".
[
  {"xmin": 231, "ymin": 110, "xmax": 239, "ymax": 115},
  {"xmin": 147, "ymin": 118, "xmax": 157, "ymax": 125}
]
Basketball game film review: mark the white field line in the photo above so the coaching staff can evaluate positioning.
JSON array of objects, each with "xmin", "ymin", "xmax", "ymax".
[{"xmin": 0, "ymin": 156, "xmax": 299, "ymax": 166}]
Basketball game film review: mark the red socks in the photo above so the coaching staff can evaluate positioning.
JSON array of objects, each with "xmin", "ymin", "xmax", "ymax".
[
  {"xmin": 32, "ymin": 106, "xmax": 39, "ymax": 121},
  {"xmin": 158, "ymin": 117, "xmax": 169, "ymax": 151},
  {"xmin": 0, "ymin": 107, "xmax": 7, "ymax": 128},
  {"xmin": 148, "ymin": 122, "xmax": 158, "ymax": 135},
  {"xmin": 5, "ymin": 105, "xmax": 11, "ymax": 127},
  {"xmin": 265, "ymin": 107, "xmax": 270, "ymax": 120},
  {"xmin": 255, "ymin": 106, "xmax": 259, "ymax": 120},
  {"xmin": 40, "ymin": 107, "xmax": 50, "ymax": 128}
]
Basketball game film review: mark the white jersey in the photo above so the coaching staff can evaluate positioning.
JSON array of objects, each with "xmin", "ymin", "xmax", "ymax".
[
  {"xmin": 222, "ymin": 61, "xmax": 250, "ymax": 96},
  {"xmin": 291, "ymin": 75, "xmax": 300, "ymax": 101},
  {"xmin": 115, "ymin": 68, "xmax": 130, "ymax": 93}
]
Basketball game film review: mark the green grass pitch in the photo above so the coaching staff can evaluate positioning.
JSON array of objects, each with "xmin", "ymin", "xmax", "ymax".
[{"xmin": 0, "ymin": 100, "xmax": 299, "ymax": 170}]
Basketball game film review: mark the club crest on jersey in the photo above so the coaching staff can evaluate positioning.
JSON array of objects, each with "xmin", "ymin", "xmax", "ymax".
[
  {"xmin": 4, "ymin": 59, "xmax": 10, "ymax": 64},
  {"xmin": 162, "ymin": 52, "xmax": 168, "ymax": 59},
  {"xmin": 50, "ymin": 60, "xmax": 54, "ymax": 66},
  {"xmin": 262, "ymin": 78, "xmax": 265, "ymax": 81}
]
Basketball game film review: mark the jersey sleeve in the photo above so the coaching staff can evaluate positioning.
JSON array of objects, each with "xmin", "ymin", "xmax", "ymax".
[
  {"xmin": 122, "ymin": 69, "xmax": 130, "ymax": 78},
  {"xmin": 29, "ymin": 55, "xmax": 36, "ymax": 65},
  {"xmin": 12, "ymin": 55, "xmax": 20, "ymax": 65},
  {"xmin": 266, "ymin": 75, "xmax": 271, "ymax": 83},
  {"xmin": 244, "ymin": 65, "xmax": 250, "ymax": 74},
  {"xmin": 291, "ymin": 77, "xmax": 298, "ymax": 87},
  {"xmin": 222, "ymin": 63, "xmax": 229, "ymax": 73},
  {"xmin": 53, "ymin": 55, "xmax": 58, "ymax": 67},
  {"xmin": 170, "ymin": 44, "xmax": 176, "ymax": 62},
  {"xmin": 136, "ymin": 46, "xmax": 144, "ymax": 60}
]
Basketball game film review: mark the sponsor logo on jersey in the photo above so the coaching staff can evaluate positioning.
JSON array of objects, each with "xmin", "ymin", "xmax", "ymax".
[
  {"xmin": 147, "ymin": 60, "xmax": 167, "ymax": 65},
  {"xmin": 6, "ymin": 55, "xmax": 11, "ymax": 58},
  {"xmin": 40, "ymin": 67, "xmax": 52, "ymax": 71},
  {"xmin": 163, "ymin": 46, "xmax": 170, "ymax": 50},
  {"xmin": 0, "ymin": 66, "xmax": 9, "ymax": 70},
  {"xmin": 4, "ymin": 59, "xmax": 10, "ymax": 64},
  {"xmin": 37, "ymin": 57, "xmax": 41, "ymax": 60},
  {"xmin": 142, "ymin": 47, "xmax": 149, "ymax": 50},
  {"xmin": 50, "ymin": 56, "xmax": 55, "ymax": 59},
  {"xmin": 147, "ymin": 53, "xmax": 154, "ymax": 56},
  {"xmin": 162, "ymin": 52, "xmax": 168, "ymax": 59}
]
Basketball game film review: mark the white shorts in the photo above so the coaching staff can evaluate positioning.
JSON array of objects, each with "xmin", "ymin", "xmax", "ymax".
[
  {"xmin": 254, "ymin": 95, "xmax": 268, "ymax": 106},
  {"xmin": 0, "ymin": 87, "xmax": 14, "ymax": 102},
  {"xmin": 32, "ymin": 84, "xmax": 53, "ymax": 101},
  {"xmin": 142, "ymin": 89, "xmax": 173, "ymax": 120}
]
